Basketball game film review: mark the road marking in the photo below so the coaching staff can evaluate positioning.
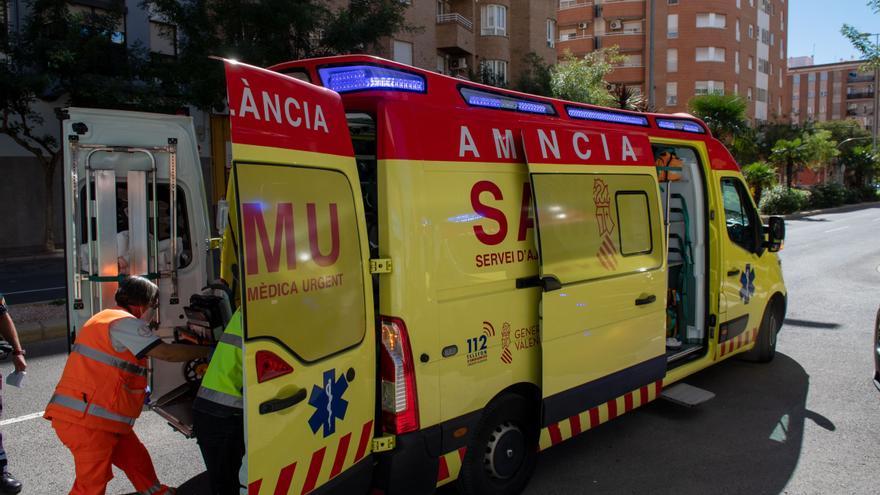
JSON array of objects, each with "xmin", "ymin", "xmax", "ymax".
[
  {"xmin": 0, "ymin": 411, "xmax": 44, "ymax": 426},
  {"xmin": 823, "ymin": 226, "xmax": 849, "ymax": 233},
  {"xmin": 3, "ymin": 286, "xmax": 65, "ymax": 296}
]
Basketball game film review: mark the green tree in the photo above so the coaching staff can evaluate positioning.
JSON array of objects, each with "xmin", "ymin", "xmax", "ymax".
[
  {"xmin": 549, "ymin": 47, "xmax": 624, "ymax": 106},
  {"xmin": 609, "ymin": 85, "xmax": 647, "ymax": 112},
  {"xmin": 687, "ymin": 94, "xmax": 747, "ymax": 146},
  {"xmin": 841, "ymin": 0, "xmax": 880, "ymax": 69},
  {"xmin": 841, "ymin": 146, "xmax": 880, "ymax": 186},
  {"xmin": 742, "ymin": 161, "xmax": 777, "ymax": 205},
  {"xmin": 514, "ymin": 52, "xmax": 552, "ymax": 97},
  {"xmin": 0, "ymin": 0, "xmax": 174, "ymax": 251},
  {"xmin": 770, "ymin": 130, "xmax": 840, "ymax": 188},
  {"xmin": 148, "ymin": 0, "xmax": 411, "ymax": 109}
]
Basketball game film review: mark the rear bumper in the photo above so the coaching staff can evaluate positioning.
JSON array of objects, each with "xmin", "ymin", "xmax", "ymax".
[{"xmin": 373, "ymin": 426, "xmax": 441, "ymax": 495}]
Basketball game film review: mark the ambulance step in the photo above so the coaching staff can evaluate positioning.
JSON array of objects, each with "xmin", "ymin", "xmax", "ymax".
[{"xmin": 660, "ymin": 383, "xmax": 715, "ymax": 407}]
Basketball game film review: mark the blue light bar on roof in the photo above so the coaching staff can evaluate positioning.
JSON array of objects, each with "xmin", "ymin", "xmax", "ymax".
[
  {"xmin": 656, "ymin": 118, "xmax": 706, "ymax": 134},
  {"xmin": 318, "ymin": 65, "xmax": 426, "ymax": 94},
  {"xmin": 566, "ymin": 106, "xmax": 649, "ymax": 126},
  {"xmin": 460, "ymin": 87, "xmax": 555, "ymax": 115}
]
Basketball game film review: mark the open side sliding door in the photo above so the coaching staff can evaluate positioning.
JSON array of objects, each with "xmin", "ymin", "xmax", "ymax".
[
  {"xmin": 521, "ymin": 125, "xmax": 667, "ymax": 427},
  {"xmin": 223, "ymin": 60, "xmax": 376, "ymax": 495}
]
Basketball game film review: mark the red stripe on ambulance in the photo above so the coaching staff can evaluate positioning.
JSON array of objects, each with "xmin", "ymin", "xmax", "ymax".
[
  {"xmin": 301, "ymin": 447, "xmax": 326, "ymax": 494},
  {"xmin": 354, "ymin": 419, "xmax": 374, "ymax": 463},
  {"xmin": 329, "ymin": 432, "xmax": 352, "ymax": 479},
  {"xmin": 273, "ymin": 462, "xmax": 297, "ymax": 495}
]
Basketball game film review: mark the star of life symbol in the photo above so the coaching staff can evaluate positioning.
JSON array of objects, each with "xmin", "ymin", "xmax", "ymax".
[
  {"xmin": 739, "ymin": 264, "xmax": 756, "ymax": 304},
  {"xmin": 308, "ymin": 369, "xmax": 349, "ymax": 438}
]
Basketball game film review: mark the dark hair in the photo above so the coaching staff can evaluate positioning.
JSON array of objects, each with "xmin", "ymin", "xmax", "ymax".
[{"xmin": 115, "ymin": 276, "xmax": 159, "ymax": 310}]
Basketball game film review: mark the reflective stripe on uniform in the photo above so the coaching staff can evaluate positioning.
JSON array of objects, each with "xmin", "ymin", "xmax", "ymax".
[
  {"xmin": 219, "ymin": 332, "xmax": 243, "ymax": 348},
  {"xmin": 72, "ymin": 343, "xmax": 148, "ymax": 376},
  {"xmin": 49, "ymin": 394, "xmax": 138, "ymax": 426},
  {"xmin": 196, "ymin": 386, "xmax": 243, "ymax": 409}
]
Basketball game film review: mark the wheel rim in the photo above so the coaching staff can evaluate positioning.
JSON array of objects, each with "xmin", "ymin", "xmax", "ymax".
[{"xmin": 483, "ymin": 422, "xmax": 525, "ymax": 480}]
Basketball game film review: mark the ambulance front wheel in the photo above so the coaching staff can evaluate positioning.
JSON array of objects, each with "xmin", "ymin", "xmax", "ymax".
[
  {"xmin": 458, "ymin": 394, "xmax": 539, "ymax": 495},
  {"xmin": 743, "ymin": 305, "xmax": 781, "ymax": 363}
]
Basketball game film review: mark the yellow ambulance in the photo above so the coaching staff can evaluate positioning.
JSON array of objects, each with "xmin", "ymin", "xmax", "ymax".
[{"xmin": 62, "ymin": 56, "xmax": 787, "ymax": 495}]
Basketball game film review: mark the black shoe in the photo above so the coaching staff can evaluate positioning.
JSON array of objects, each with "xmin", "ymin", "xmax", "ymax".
[{"xmin": 0, "ymin": 472, "xmax": 21, "ymax": 494}]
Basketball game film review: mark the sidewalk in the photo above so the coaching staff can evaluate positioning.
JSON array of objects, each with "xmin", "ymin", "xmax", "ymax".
[
  {"xmin": 0, "ymin": 248, "xmax": 64, "ymax": 264},
  {"xmin": 763, "ymin": 200, "xmax": 880, "ymax": 221},
  {"xmin": 7, "ymin": 301, "xmax": 67, "ymax": 344}
]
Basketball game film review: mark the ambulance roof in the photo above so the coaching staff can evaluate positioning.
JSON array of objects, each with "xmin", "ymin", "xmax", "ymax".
[{"xmin": 268, "ymin": 55, "xmax": 740, "ymax": 172}]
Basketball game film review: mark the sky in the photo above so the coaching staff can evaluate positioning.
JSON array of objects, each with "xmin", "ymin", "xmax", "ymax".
[{"xmin": 788, "ymin": 0, "xmax": 879, "ymax": 64}]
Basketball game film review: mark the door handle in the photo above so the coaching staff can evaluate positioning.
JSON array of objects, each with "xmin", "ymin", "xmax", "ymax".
[
  {"xmin": 635, "ymin": 294, "xmax": 657, "ymax": 306},
  {"xmin": 515, "ymin": 275, "xmax": 562, "ymax": 292},
  {"xmin": 259, "ymin": 388, "xmax": 307, "ymax": 415},
  {"xmin": 727, "ymin": 268, "xmax": 741, "ymax": 277}
]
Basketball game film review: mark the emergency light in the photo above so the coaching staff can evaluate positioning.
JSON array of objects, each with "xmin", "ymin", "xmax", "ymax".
[
  {"xmin": 656, "ymin": 118, "xmax": 706, "ymax": 134},
  {"xmin": 460, "ymin": 87, "xmax": 556, "ymax": 115},
  {"xmin": 318, "ymin": 65, "xmax": 426, "ymax": 93},
  {"xmin": 566, "ymin": 106, "xmax": 649, "ymax": 127}
]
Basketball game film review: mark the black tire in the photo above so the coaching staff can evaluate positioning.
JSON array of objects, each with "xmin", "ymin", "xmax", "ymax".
[
  {"xmin": 457, "ymin": 394, "xmax": 539, "ymax": 495},
  {"xmin": 743, "ymin": 305, "xmax": 780, "ymax": 363}
]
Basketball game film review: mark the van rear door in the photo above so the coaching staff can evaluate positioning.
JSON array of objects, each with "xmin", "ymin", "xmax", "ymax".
[
  {"xmin": 222, "ymin": 60, "xmax": 376, "ymax": 494},
  {"xmin": 522, "ymin": 126, "xmax": 667, "ymax": 427}
]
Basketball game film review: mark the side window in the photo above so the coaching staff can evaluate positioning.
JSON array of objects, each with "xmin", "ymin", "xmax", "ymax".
[
  {"xmin": 238, "ymin": 164, "xmax": 366, "ymax": 362},
  {"xmin": 532, "ymin": 174, "xmax": 662, "ymax": 284},
  {"xmin": 616, "ymin": 192, "xmax": 653, "ymax": 256},
  {"xmin": 720, "ymin": 177, "xmax": 758, "ymax": 251}
]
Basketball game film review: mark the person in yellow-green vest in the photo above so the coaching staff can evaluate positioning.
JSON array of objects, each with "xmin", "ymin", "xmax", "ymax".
[{"xmin": 193, "ymin": 310, "xmax": 244, "ymax": 495}]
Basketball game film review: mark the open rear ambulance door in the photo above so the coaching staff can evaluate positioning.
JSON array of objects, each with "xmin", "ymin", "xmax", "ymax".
[
  {"xmin": 521, "ymin": 125, "xmax": 667, "ymax": 430},
  {"xmin": 222, "ymin": 60, "xmax": 377, "ymax": 495}
]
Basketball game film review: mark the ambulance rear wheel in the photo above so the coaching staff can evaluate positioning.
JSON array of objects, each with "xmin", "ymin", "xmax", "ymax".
[
  {"xmin": 458, "ymin": 394, "xmax": 538, "ymax": 495},
  {"xmin": 743, "ymin": 306, "xmax": 780, "ymax": 363}
]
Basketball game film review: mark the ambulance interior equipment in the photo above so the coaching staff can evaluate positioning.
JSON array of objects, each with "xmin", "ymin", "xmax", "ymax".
[
  {"xmin": 63, "ymin": 109, "xmax": 215, "ymax": 438},
  {"xmin": 655, "ymin": 145, "xmax": 708, "ymax": 365}
]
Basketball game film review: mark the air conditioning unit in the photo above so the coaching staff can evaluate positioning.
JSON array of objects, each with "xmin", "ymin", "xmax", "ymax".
[
  {"xmin": 609, "ymin": 19, "xmax": 623, "ymax": 30},
  {"xmin": 578, "ymin": 22, "xmax": 589, "ymax": 29},
  {"xmin": 451, "ymin": 57, "xmax": 468, "ymax": 70}
]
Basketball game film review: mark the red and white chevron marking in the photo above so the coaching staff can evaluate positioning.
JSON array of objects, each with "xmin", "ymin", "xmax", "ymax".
[
  {"xmin": 436, "ymin": 447, "xmax": 468, "ymax": 487},
  {"xmin": 248, "ymin": 419, "xmax": 373, "ymax": 495},
  {"xmin": 500, "ymin": 347, "xmax": 513, "ymax": 364},
  {"xmin": 539, "ymin": 380, "xmax": 663, "ymax": 451},
  {"xmin": 717, "ymin": 327, "xmax": 758, "ymax": 359}
]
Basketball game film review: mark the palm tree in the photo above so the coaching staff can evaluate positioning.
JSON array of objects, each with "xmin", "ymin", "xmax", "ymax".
[
  {"xmin": 687, "ymin": 94, "xmax": 747, "ymax": 146},
  {"xmin": 742, "ymin": 162, "xmax": 777, "ymax": 204}
]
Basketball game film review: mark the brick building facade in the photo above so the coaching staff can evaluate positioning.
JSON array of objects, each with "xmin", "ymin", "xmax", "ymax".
[
  {"xmin": 788, "ymin": 60, "xmax": 877, "ymax": 134},
  {"xmin": 556, "ymin": 0, "xmax": 790, "ymax": 123}
]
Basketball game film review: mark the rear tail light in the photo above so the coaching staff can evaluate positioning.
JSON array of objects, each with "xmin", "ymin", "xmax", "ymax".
[
  {"xmin": 255, "ymin": 350, "xmax": 294, "ymax": 383},
  {"xmin": 379, "ymin": 316, "xmax": 419, "ymax": 434}
]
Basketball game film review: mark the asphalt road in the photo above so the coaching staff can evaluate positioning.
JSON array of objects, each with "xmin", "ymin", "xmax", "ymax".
[
  {"xmin": 0, "ymin": 258, "xmax": 66, "ymax": 305},
  {"xmin": 1, "ymin": 205, "xmax": 878, "ymax": 494}
]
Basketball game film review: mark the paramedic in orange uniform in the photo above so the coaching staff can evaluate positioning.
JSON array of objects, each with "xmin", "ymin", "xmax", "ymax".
[{"xmin": 44, "ymin": 276, "xmax": 210, "ymax": 495}]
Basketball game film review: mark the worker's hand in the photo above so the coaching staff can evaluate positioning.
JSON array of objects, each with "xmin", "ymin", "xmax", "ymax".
[{"xmin": 12, "ymin": 354, "xmax": 26, "ymax": 373}]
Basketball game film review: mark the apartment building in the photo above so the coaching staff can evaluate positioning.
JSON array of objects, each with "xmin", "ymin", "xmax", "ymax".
[
  {"xmin": 556, "ymin": 0, "xmax": 790, "ymax": 123},
  {"xmin": 788, "ymin": 60, "xmax": 877, "ymax": 133},
  {"xmin": 341, "ymin": 0, "xmax": 558, "ymax": 87}
]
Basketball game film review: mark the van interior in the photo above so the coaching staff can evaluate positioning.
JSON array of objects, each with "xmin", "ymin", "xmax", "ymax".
[{"xmin": 654, "ymin": 144, "xmax": 708, "ymax": 366}]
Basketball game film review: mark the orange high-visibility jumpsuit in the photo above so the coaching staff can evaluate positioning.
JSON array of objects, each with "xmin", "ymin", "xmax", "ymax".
[{"xmin": 44, "ymin": 308, "xmax": 173, "ymax": 495}]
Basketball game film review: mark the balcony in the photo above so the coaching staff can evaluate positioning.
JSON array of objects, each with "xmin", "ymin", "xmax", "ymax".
[
  {"xmin": 847, "ymin": 91, "xmax": 875, "ymax": 100},
  {"xmin": 558, "ymin": 3, "xmax": 594, "ymax": 26},
  {"xmin": 600, "ymin": 0, "xmax": 646, "ymax": 20},
  {"xmin": 599, "ymin": 30, "xmax": 645, "ymax": 51},
  {"xmin": 847, "ymin": 74, "xmax": 875, "ymax": 83},
  {"xmin": 557, "ymin": 34, "xmax": 596, "ymax": 56},
  {"xmin": 607, "ymin": 65, "xmax": 644, "ymax": 84},
  {"xmin": 436, "ymin": 13, "xmax": 475, "ymax": 55}
]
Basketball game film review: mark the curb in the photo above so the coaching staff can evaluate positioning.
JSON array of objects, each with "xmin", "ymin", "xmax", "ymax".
[
  {"xmin": 762, "ymin": 201, "xmax": 880, "ymax": 221},
  {"xmin": 16, "ymin": 318, "xmax": 67, "ymax": 345}
]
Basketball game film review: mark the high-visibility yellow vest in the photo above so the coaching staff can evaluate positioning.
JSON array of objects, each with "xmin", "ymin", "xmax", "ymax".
[{"xmin": 194, "ymin": 311, "xmax": 243, "ymax": 417}]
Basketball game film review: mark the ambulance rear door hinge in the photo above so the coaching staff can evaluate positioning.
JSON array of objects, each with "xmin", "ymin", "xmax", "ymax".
[
  {"xmin": 372, "ymin": 435, "xmax": 396, "ymax": 453},
  {"xmin": 207, "ymin": 237, "xmax": 223, "ymax": 250},
  {"xmin": 369, "ymin": 258, "xmax": 393, "ymax": 274}
]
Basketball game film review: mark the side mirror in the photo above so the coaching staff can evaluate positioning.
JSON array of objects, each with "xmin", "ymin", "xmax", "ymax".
[
  {"xmin": 215, "ymin": 199, "xmax": 229, "ymax": 234},
  {"xmin": 763, "ymin": 216, "xmax": 785, "ymax": 252}
]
